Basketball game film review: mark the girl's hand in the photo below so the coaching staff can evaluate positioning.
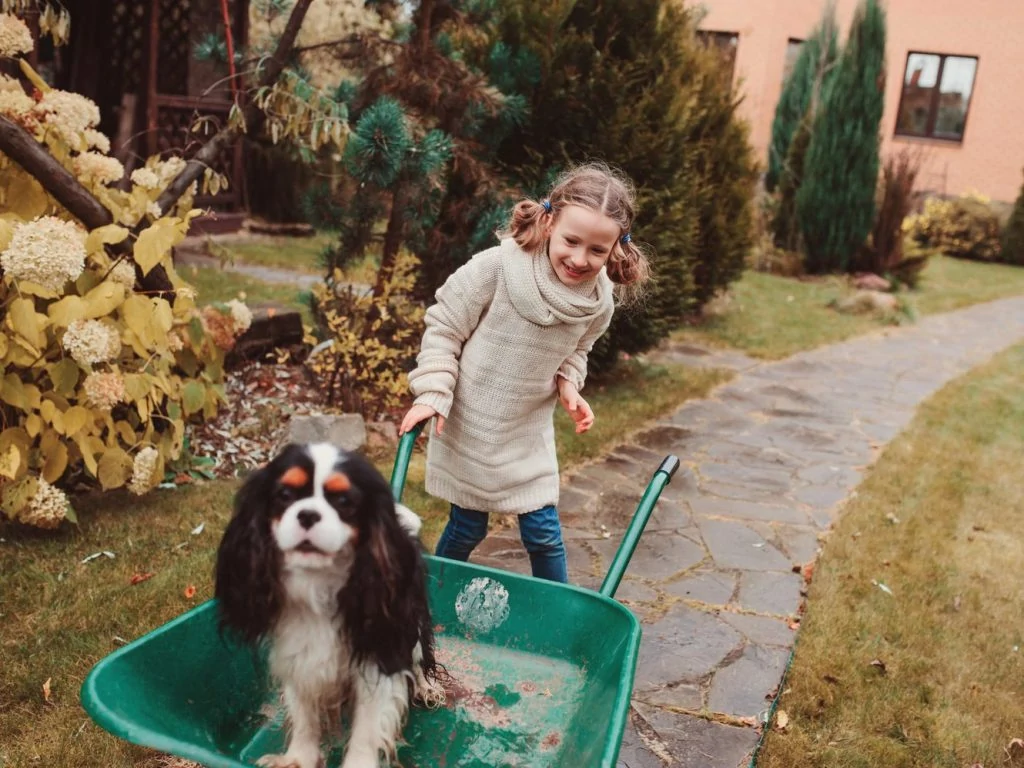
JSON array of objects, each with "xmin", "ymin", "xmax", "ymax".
[
  {"xmin": 400, "ymin": 404, "xmax": 446, "ymax": 436},
  {"xmin": 557, "ymin": 378, "xmax": 595, "ymax": 434}
]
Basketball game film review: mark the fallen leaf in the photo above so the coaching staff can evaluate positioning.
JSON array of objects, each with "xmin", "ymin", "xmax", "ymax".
[
  {"xmin": 1005, "ymin": 739, "xmax": 1024, "ymax": 759},
  {"xmin": 190, "ymin": 522, "xmax": 205, "ymax": 536},
  {"xmin": 42, "ymin": 677, "xmax": 51, "ymax": 703},
  {"xmin": 184, "ymin": 584, "xmax": 197, "ymax": 599},
  {"xmin": 871, "ymin": 579, "xmax": 894, "ymax": 596},
  {"xmin": 823, "ymin": 674, "xmax": 839, "ymax": 685},
  {"xmin": 788, "ymin": 621, "xmax": 800, "ymax": 631},
  {"xmin": 869, "ymin": 658, "xmax": 887, "ymax": 675},
  {"xmin": 736, "ymin": 715, "xmax": 759, "ymax": 728},
  {"xmin": 775, "ymin": 710, "xmax": 789, "ymax": 730},
  {"xmin": 886, "ymin": 512, "xmax": 901, "ymax": 524},
  {"xmin": 130, "ymin": 572, "xmax": 155, "ymax": 586},
  {"xmin": 802, "ymin": 562, "xmax": 816, "ymax": 582}
]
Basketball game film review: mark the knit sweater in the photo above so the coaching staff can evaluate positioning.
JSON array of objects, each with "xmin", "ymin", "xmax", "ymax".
[{"xmin": 408, "ymin": 238, "xmax": 615, "ymax": 514}]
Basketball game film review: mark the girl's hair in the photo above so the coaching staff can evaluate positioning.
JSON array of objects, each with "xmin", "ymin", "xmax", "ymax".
[{"xmin": 501, "ymin": 162, "xmax": 652, "ymax": 293}]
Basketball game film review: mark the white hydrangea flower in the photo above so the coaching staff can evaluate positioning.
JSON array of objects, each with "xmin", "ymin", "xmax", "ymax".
[
  {"xmin": 0, "ymin": 87, "xmax": 34, "ymax": 118},
  {"xmin": 157, "ymin": 156, "xmax": 187, "ymax": 184},
  {"xmin": 227, "ymin": 299, "xmax": 253, "ymax": 333},
  {"xmin": 146, "ymin": 201, "xmax": 162, "ymax": 219},
  {"xmin": 10, "ymin": 479, "xmax": 69, "ymax": 529},
  {"xmin": 83, "ymin": 371, "xmax": 126, "ymax": 410},
  {"xmin": 1, "ymin": 216, "xmax": 86, "ymax": 292},
  {"xmin": 62, "ymin": 319, "xmax": 121, "ymax": 365},
  {"xmin": 128, "ymin": 447, "xmax": 159, "ymax": 496},
  {"xmin": 108, "ymin": 260, "xmax": 136, "ymax": 288},
  {"xmin": 0, "ymin": 14, "xmax": 33, "ymax": 58},
  {"xmin": 84, "ymin": 129, "xmax": 111, "ymax": 153},
  {"xmin": 73, "ymin": 151, "xmax": 124, "ymax": 185},
  {"xmin": 130, "ymin": 167, "xmax": 161, "ymax": 190},
  {"xmin": 0, "ymin": 73, "xmax": 21, "ymax": 91},
  {"xmin": 33, "ymin": 90, "xmax": 101, "ymax": 146}
]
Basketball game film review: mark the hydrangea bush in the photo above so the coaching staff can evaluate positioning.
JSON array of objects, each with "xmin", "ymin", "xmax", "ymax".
[{"xmin": 0, "ymin": 22, "xmax": 249, "ymax": 528}]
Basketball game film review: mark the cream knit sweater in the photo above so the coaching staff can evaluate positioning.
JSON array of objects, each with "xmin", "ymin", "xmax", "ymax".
[{"xmin": 408, "ymin": 238, "xmax": 615, "ymax": 514}]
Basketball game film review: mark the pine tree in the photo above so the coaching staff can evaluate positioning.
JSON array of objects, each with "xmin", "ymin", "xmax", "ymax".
[
  {"xmin": 1001, "ymin": 170, "xmax": 1024, "ymax": 266},
  {"xmin": 765, "ymin": 7, "xmax": 839, "ymax": 192},
  {"xmin": 796, "ymin": 0, "xmax": 887, "ymax": 274}
]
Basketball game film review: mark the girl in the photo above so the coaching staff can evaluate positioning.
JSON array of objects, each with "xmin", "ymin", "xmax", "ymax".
[{"xmin": 399, "ymin": 163, "xmax": 650, "ymax": 583}]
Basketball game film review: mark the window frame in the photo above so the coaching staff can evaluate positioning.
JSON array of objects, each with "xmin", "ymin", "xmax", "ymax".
[
  {"xmin": 696, "ymin": 29, "xmax": 740, "ymax": 84},
  {"xmin": 894, "ymin": 50, "xmax": 979, "ymax": 143}
]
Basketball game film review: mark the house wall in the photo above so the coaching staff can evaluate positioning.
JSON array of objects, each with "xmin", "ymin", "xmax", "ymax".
[{"xmin": 698, "ymin": 0, "xmax": 1024, "ymax": 202}]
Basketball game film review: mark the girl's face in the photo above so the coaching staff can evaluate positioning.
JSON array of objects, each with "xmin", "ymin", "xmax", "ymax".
[{"xmin": 545, "ymin": 204, "xmax": 620, "ymax": 287}]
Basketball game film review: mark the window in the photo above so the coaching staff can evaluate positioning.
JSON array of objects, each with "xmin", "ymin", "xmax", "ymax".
[
  {"xmin": 895, "ymin": 52, "xmax": 978, "ymax": 142},
  {"xmin": 697, "ymin": 30, "xmax": 739, "ymax": 85},
  {"xmin": 782, "ymin": 38, "xmax": 804, "ymax": 85}
]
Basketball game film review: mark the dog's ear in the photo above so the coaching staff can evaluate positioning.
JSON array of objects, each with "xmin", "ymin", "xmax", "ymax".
[
  {"xmin": 338, "ymin": 455, "xmax": 432, "ymax": 675},
  {"xmin": 214, "ymin": 463, "xmax": 282, "ymax": 644}
]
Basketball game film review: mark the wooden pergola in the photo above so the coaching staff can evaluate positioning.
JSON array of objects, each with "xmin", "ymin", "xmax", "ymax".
[{"xmin": 26, "ymin": 0, "xmax": 249, "ymax": 222}]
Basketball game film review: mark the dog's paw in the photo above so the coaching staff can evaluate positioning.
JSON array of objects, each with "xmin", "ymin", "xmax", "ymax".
[
  {"xmin": 339, "ymin": 748, "xmax": 382, "ymax": 768},
  {"xmin": 414, "ymin": 675, "xmax": 446, "ymax": 709},
  {"xmin": 256, "ymin": 751, "xmax": 323, "ymax": 768}
]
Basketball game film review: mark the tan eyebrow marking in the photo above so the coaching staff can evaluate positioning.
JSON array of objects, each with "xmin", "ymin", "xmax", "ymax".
[
  {"xmin": 324, "ymin": 472, "xmax": 351, "ymax": 493},
  {"xmin": 280, "ymin": 466, "xmax": 309, "ymax": 488}
]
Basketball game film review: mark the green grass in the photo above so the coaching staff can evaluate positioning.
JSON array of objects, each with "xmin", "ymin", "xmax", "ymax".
[
  {"xmin": 180, "ymin": 265, "xmax": 312, "ymax": 323},
  {"xmin": 0, "ymin": 359, "xmax": 728, "ymax": 767},
  {"xmin": 676, "ymin": 254, "xmax": 1024, "ymax": 360},
  {"xmin": 208, "ymin": 231, "xmax": 380, "ymax": 286},
  {"xmin": 208, "ymin": 231, "xmax": 334, "ymax": 273},
  {"xmin": 758, "ymin": 343, "xmax": 1024, "ymax": 768}
]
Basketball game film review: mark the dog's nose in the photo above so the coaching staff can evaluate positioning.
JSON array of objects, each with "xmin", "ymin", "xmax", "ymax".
[{"xmin": 297, "ymin": 510, "xmax": 321, "ymax": 530}]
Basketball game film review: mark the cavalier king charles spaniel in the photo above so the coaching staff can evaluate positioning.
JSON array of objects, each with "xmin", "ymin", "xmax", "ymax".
[{"xmin": 214, "ymin": 442, "xmax": 441, "ymax": 768}]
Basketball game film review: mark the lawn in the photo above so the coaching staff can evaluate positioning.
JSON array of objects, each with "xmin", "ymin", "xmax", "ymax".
[
  {"xmin": 676, "ymin": 254, "xmax": 1024, "ymax": 359},
  {"xmin": 0, "ymin": 359, "xmax": 728, "ymax": 767},
  {"xmin": 179, "ymin": 264, "xmax": 313, "ymax": 323},
  {"xmin": 757, "ymin": 343, "xmax": 1024, "ymax": 768}
]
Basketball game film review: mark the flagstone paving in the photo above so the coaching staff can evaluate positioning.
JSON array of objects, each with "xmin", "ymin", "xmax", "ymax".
[{"xmin": 471, "ymin": 295, "xmax": 1024, "ymax": 767}]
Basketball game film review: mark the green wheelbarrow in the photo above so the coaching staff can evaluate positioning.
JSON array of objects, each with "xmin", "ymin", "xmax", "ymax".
[{"xmin": 81, "ymin": 425, "xmax": 680, "ymax": 767}]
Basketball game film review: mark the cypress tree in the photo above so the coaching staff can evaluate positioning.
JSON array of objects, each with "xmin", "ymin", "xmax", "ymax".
[
  {"xmin": 1001, "ymin": 170, "xmax": 1024, "ymax": 266},
  {"xmin": 765, "ymin": 7, "xmax": 839, "ymax": 192},
  {"xmin": 796, "ymin": 0, "xmax": 887, "ymax": 274}
]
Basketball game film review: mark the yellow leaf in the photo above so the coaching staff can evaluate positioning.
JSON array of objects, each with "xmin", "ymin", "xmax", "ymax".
[
  {"xmin": 123, "ymin": 374, "xmax": 151, "ymax": 403},
  {"xmin": 0, "ymin": 219, "xmax": 14, "ymax": 251},
  {"xmin": 19, "ymin": 59, "xmax": 51, "ymax": 94},
  {"xmin": 74, "ymin": 434, "xmax": 98, "ymax": 476},
  {"xmin": 41, "ymin": 440, "xmax": 68, "ymax": 484},
  {"xmin": 1, "ymin": 476, "xmax": 38, "ymax": 517},
  {"xmin": 5, "ymin": 173, "xmax": 49, "ymax": 219},
  {"xmin": 47, "ymin": 295, "xmax": 87, "ymax": 328},
  {"xmin": 182, "ymin": 380, "xmax": 205, "ymax": 416},
  {"xmin": 47, "ymin": 360, "xmax": 79, "ymax": 397},
  {"xmin": 1, "ymin": 373, "xmax": 26, "ymax": 410},
  {"xmin": 83, "ymin": 281, "xmax": 126, "ymax": 319},
  {"xmin": 63, "ymin": 406, "xmax": 92, "ymax": 437},
  {"xmin": 114, "ymin": 420, "xmax": 136, "ymax": 446},
  {"xmin": 8, "ymin": 298, "xmax": 47, "ymax": 349},
  {"xmin": 0, "ymin": 444, "xmax": 21, "ymax": 480},
  {"xmin": 97, "ymin": 447, "xmax": 132, "ymax": 489},
  {"xmin": 775, "ymin": 710, "xmax": 789, "ymax": 731},
  {"xmin": 25, "ymin": 413, "xmax": 42, "ymax": 438},
  {"xmin": 0, "ymin": 333, "xmax": 7, "ymax": 359},
  {"xmin": 85, "ymin": 224, "xmax": 130, "ymax": 254},
  {"xmin": 40, "ymin": 399, "xmax": 65, "ymax": 434},
  {"xmin": 133, "ymin": 219, "xmax": 180, "ymax": 276}
]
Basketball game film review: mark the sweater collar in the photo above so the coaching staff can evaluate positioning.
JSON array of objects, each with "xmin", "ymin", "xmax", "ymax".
[{"xmin": 501, "ymin": 238, "xmax": 613, "ymax": 326}]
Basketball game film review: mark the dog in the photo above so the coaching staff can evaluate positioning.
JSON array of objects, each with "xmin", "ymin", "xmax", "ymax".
[{"xmin": 214, "ymin": 442, "xmax": 441, "ymax": 768}]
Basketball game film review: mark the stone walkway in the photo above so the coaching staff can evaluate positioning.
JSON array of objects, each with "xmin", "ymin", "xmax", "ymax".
[{"xmin": 472, "ymin": 295, "xmax": 1024, "ymax": 767}]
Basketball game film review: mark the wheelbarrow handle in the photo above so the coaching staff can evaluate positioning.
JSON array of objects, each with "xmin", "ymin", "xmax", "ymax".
[
  {"xmin": 389, "ymin": 422, "xmax": 679, "ymax": 601},
  {"xmin": 599, "ymin": 455, "xmax": 681, "ymax": 599},
  {"xmin": 391, "ymin": 421, "xmax": 425, "ymax": 503}
]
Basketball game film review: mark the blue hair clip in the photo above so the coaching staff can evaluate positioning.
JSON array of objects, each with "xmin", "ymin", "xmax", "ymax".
[
  {"xmin": 542, "ymin": 200, "xmax": 552, "ymax": 213},
  {"xmin": 621, "ymin": 232, "xmax": 632, "ymax": 245}
]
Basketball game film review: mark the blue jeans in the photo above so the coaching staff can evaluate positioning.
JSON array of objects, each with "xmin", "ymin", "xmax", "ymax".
[{"xmin": 435, "ymin": 504, "xmax": 568, "ymax": 583}]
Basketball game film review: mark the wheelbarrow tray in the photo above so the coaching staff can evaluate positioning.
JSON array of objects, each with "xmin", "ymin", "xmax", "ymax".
[
  {"xmin": 82, "ymin": 424, "xmax": 679, "ymax": 767},
  {"xmin": 82, "ymin": 557, "xmax": 639, "ymax": 767}
]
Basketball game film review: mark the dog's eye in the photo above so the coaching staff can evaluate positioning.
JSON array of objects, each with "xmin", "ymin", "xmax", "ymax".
[{"xmin": 275, "ymin": 484, "xmax": 299, "ymax": 503}]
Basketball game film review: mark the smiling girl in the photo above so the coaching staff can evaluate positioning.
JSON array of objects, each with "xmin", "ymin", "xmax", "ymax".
[{"xmin": 399, "ymin": 163, "xmax": 651, "ymax": 582}]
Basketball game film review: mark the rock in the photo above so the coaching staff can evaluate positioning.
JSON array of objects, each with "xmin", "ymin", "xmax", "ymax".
[
  {"xmin": 852, "ymin": 272, "xmax": 892, "ymax": 292},
  {"xmin": 285, "ymin": 413, "xmax": 366, "ymax": 451},
  {"xmin": 832, "ymin": 290, "xmax": 899, "ymax": 315},
  {"xmin": 366, "ymin": 420, "xmax": 399, "ymax": 450}
]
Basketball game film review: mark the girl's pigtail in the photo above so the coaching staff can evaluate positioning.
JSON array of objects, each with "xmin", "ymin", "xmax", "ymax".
[
  {"xmin": 608, "ymin": 238, "xmax": 652, "ymax": 286},
  {"xmin": 505, "ymin": 199, "xmax": 550, "ymax": 254}
]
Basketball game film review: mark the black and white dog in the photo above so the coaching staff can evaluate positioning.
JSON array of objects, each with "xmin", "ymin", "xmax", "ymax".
[{"xmin": 215, "ymin": 443, "xmax": 441, "ymax": 768}]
